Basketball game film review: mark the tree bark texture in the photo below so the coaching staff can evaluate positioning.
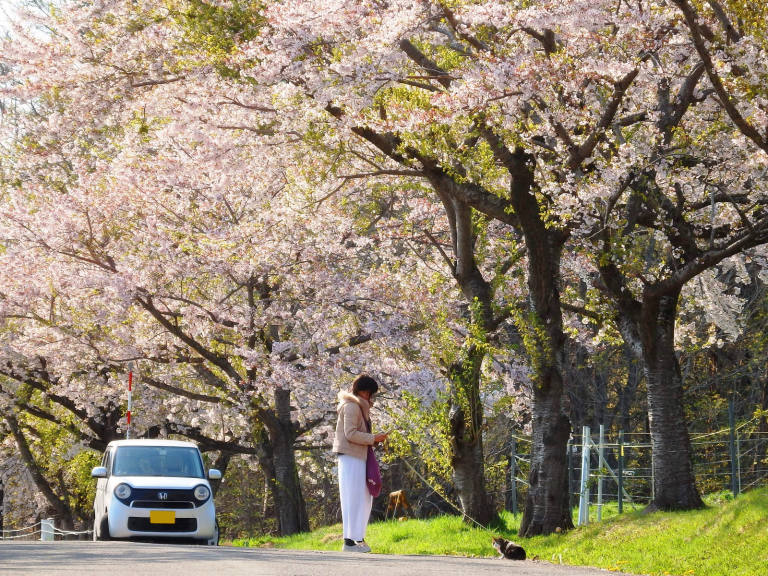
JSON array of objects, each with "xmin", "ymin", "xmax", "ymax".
[
  {"xmin": 447, "ymin": 345, "xmax": 494, "ymax": 526},
  {"xmin": 264, "ymin": 388, "xmax": 310, "ymax": 535},
  {"xmin": 209, "ymin": 451, "xmax": 233, "ymax": 497},
  {"xmin": 639, "ymin": 292, "xmax": 703, "ymax": 510},
  {"xmin": 520, "ymin": 382, "xmax": 573, "ymax": 535},
  {"xmin": 497, "ymin": 146, "xmax": 573, "ymax": 537},
  {"xmin": 518, "ymin": 223, "xmax": 572, "ymax": 535},
  {"xmin": 425, "ymin": 186, "xmax": 496, "ymax": 526}
]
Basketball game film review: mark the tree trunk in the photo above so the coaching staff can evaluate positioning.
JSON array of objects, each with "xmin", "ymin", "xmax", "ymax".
[
  {"xmin": 754, "ymin": 378, "xmax": 768, "ymax": 474},
  {"xmin": 447, "ymin": 345, "xmax": 494, "ymax": 526},
  {"xmin": 520, "ymin": 367, "xmax": 574, "ymax": 535},
  {"xmin": 5, "ymin": 413, "xmax": 75, "ymax": 529},
  {"xmin": 270, "ymin": 429, "xmax": 309, "ymax": 534},
  {"xmin": 209, "ymin": 451, "xmax": 232, "ymax": 497},
  {"xmin": 640, "ymin": 292, "xmax": 703, "ymax": 510},
  {"xmin": 266, "ymin": 388, "xmax": 310, "ymax": 535},
  {"xmin": 517, "ymin": 280, "xmax": 573, "ymax": 536},
  {"xmin": 499, "ymin": 147, "xmax": 573, "ymax": 537}
]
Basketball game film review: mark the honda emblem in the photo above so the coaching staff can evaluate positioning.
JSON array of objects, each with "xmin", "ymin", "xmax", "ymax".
[{"xmin": 158, "ymin": 492, "xmax": 168, "ymax": 500}]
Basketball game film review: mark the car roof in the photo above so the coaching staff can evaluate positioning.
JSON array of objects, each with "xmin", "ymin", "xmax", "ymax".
[{"xmin": 106, "ymin": 439, "xmax": 200, "ymax": 449}]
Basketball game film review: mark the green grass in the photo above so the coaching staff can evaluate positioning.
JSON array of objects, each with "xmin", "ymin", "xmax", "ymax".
[
  {"xmin": 231, "ymin": 488, "xmax": 768, "ymax": 576},
  {"xmin": 233, "ymin": 514, "xmax": 497, "ymax": 556},
  {"xmin": 526, "ymin": 490, "xmax": 768, "ymax": 576}
]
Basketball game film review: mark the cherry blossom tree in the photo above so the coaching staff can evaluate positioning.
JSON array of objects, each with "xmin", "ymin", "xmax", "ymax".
[
  {"xmin": 571, "ymin": 0, "xmax": 768, "ymax": 511},
  {"xmin": 9, "ymin": 0, "xmax": 768, "ymax": 538},
  {"xmin": 228, "ymin": 0, "xmax": 633, "ymax": 534},
  {"xmin": 2, "ymin": 0, "xmax": 541, "ymax": 530},
  {"xmin": 229, "ymin": 0, "xmax": 768, "ymax": 528},
  {"xmin": 0, "ymin": 0, "xmax": 450, "ymax": 535}
]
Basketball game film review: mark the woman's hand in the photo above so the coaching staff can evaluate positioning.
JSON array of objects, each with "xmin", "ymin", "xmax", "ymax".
[{"xmin": 373, "ymin": 432, "xmax": 389, "ymax": 443}]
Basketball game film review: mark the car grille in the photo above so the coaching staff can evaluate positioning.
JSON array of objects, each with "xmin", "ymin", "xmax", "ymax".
[
  {"xmin": 125, "ymin": 488, "xmax": 202, "ymax": 508},
  {"xmin": 127, "ymin": 517, "xmax": 197, "ymax": 532},
  {"xmin": 132, "ymin": 500, "xmax": 194, "ymax": 509}
]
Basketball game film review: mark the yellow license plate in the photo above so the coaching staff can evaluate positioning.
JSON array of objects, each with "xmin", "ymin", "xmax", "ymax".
[{"xmin": 150, "ymin": 510, "xmax": 176, "ymax": 524}]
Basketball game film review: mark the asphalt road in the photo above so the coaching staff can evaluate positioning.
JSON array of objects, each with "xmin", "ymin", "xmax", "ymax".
[{"xmin": 0, "ymin": 541, "xmax": 634, "ymax": 576}]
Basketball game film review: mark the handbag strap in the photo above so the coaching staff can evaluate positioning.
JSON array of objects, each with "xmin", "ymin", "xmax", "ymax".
[{"xmin": 359, "ymin": 405, "xmax": 372, "ymax": 433}]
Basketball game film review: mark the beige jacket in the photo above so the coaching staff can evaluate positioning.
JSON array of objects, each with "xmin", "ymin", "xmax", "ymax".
[{"xmin": 332, "ymin": 391, "xmax": 375, "ymax": 461}]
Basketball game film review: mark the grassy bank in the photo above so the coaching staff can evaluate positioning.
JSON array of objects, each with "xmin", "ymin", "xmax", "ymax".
[{"xmin": 232, "ymin": 488, "xmax": 768, "ymax": 576}]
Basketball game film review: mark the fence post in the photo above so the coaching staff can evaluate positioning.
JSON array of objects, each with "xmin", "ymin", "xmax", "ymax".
[
  {"xmin": 41, "ymin": 518, "xmax": 54, "ymax": 541},
  {"xmin": 506, "ymin": 436, "xmax": 518, "ymax": 515},
  {"xmin": 565, "ymin": 438, "xmax": 573, "ymax": 511},
  {"xmin": 729, "ymin": 397, "xmax": 740, "ymax": 497},
  {"xmin": 651, "ymin": 440, "xmax": 655, "ymax": 502},
  {"xmin": 737, "ymin": 434, "xmax": 742, "ymax": 495},
  {"xmin": 597, "ymin": 424, "xmax": 605, "ymax": 522},
  {"xmin": 618, "ymin": 430, "xmax": 624, "ymax": 514},
  {"xmin": 578, "ymin": 426, "xmax": 591, "ymax": 526}
]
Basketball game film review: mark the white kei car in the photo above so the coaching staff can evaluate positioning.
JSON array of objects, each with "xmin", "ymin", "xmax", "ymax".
[{"xmin": 91, "ymin": 439, "xmax": 221, "ymax": 544}]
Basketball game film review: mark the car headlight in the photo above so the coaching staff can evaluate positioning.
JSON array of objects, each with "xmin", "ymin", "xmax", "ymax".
[
  {"xmin": 194, "ymin": 485, "xmax": 210, "ymax": 501},
  {"xmin": 114, "ymin": 483, "xmax": 132, "ymax": 500}
]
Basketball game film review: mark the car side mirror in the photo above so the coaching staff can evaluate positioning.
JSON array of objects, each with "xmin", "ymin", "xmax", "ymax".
[
  {"xmin": 91, "ymin": 466, "xmax": 108, "ymax": 478},
  {"xmin": 208, "ymin": 469, "xmax": 222, "ymax": 480}
]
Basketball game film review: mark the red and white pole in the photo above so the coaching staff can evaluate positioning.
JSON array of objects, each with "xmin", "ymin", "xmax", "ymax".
[{"xmin": 126, "ymin": 369, "xmax": 133, "ymax": 439}]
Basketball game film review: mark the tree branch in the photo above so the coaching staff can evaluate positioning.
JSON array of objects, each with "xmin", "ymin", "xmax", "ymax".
[
  {"xmin": 141, "ymin": 375, "xmax": 227, "ymax": 405},
  {"xmin": 398, "ymin": 39, "xmax": 451, "ymax": 88},
  {"xmin": 135, "ymin": 292, "xmax": 242, "ymax": 384},
  {"xmin": 569, "ymin": 68, "xmax": 639, "ymax": 170},
  {"xmin": 672, "ymin": 0, "xmax": 768, "ymax": 152}
]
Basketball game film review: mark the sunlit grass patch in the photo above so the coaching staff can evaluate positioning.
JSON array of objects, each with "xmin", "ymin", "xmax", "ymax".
[
  {"xmin": 231, "ymin": 488, "xmax": 768, "ymax": 576},
  {"xmin": 525, "ymin": 489, "xmax": 768, "ymax": 576}
]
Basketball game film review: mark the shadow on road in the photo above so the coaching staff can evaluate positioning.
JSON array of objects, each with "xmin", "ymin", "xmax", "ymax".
[{"xmin": 0, "ymin": 540, "xmax": 633, "ymax": 576}]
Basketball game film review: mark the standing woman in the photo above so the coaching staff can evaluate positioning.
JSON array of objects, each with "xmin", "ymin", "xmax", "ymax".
[{"xmin": 332, "ymin": 374, "xmax": 389, "ymax": 552}]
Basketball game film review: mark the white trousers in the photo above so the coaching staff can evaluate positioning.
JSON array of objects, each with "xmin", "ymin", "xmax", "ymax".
[{"xmin": 338, "ymin": 454, "xmax": 373, "ymax": 541}]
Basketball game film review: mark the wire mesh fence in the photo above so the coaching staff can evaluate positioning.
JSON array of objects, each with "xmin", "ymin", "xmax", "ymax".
[{"xmin": 495, "ymin": 416, "xmax": 768, "ymax": 524}]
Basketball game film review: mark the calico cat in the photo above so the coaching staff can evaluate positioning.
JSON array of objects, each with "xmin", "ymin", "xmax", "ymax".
[{"xmin": 492, "ymin": 536, "xmax": 526, "ymax": 560}]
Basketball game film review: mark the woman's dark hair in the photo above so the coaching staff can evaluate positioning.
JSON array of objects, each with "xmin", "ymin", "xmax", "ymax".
[{"xmin": 351, "ymin": 374, "xmax": 379, "ymax": 396}]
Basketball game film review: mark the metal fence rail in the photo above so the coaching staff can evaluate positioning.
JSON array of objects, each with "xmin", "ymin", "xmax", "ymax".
[{"xmin": 493, "ymin": 415, "xmax": 768, "ymax": 524}]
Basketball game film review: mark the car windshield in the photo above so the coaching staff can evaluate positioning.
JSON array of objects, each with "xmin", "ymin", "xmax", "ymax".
[{"xmin": 112, "ymin": 446, "xmax": 205, "ymax": 478}]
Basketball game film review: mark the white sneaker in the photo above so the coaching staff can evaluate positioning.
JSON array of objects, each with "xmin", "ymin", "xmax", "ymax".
[{"xmin": 341, "ymin": 540, "xmax": 371, "ymax": 552}]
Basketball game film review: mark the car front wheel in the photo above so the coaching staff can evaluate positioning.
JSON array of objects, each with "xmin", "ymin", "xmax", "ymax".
[
  {"xmin": 198, "ymin": 520, "xmax": 219, "ymax": 546},
  {"xmin": 94, "ymin": 514, "xmax": 111, "ymax": 541}
]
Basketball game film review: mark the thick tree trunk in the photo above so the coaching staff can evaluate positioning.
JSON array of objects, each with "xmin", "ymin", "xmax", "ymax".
[
  {"xmin": 447, "ymin": 345, "xmax": 493, "ymax": 526},
  {"xmin": 270, "ymin": 430, "xmax": 309, "ymax": 534},
  {"xmin": 267, "ymin": 388, "xmax": 310, "ymax": 535},
  {"xmin": 499, "ymin": 148, "xmax": 573, "ymax": 537},
  {"xmin": 640, "ymin": 292, "xmax": 703, "ymax": 510},
  {"xmin": 517, "ymin": 288, "xmax": 573, "ymax": 536},
  {"xmin": 520, "ymin": 368, "xmax": 573, "ymax": 536},
  {"xmin": 250, "ymin": 388, "xmax": 310, "ymax": 536}
]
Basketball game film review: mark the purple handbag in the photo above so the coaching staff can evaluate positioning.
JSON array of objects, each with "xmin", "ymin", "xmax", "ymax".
[
  {"xmin": 364, "ymin": 416, "xmax": 383, "ymax": 497},
  {"xmin": 366, "ymin": 445, "xmax": 382, "ymax": 497}
]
